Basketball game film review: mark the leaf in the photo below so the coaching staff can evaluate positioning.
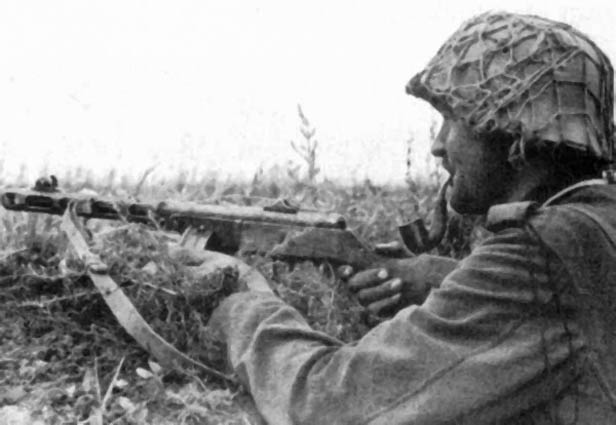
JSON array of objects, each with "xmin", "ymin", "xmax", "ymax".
[
  {"xmin": 114, "ymin": 379, "xmax": 128, "ymax": 389},
  {"xmin": 87, "ymin": 410, "xmax": 103, "ymax": 425},
  {"xmin": 136, "ymin": 367, "xmax": 154, "ymax": 380},
  {"xmin": 58, "ymin": 259, "xmax": 71, "ymax": 276},
  {"xmin": 65, "ymin": 384, "xmax": 77, "ymax": 398},
  {"xmin": 82, "ymin": 368, "xmax": 96, "ymax": 393},
  {"xmin": 0, "ymin": 386, "xmax": 27, "ymax": 404},
  {"xmin": 141, "ymin": 261, "xmax": 158, "ymax": 275},
  {"xmin": 116, "ymin": 396, "xmax": 136, "ymax": 412},
  {"xmin": 147, "ymin": 360, "xmax": 162, "ymax": 375},
  {"xmin": 0, "ymin": 406, "xmax": 35, "ymax": 425},
  {"xmin": 133, "ymin": 406, "xmax": 149, "ymax": 422},
  {"xmin": 102, "ymin": 357, "xmax": 125, "ymax": 411}
]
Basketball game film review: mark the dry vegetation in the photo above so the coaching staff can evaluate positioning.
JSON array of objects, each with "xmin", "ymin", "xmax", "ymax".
[{"xmin": 0, "ymin": 109, "xmax": 481, "ymax": 424}]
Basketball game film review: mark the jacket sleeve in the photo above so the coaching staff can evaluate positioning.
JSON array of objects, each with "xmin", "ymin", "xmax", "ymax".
[{"xmin": 214, "ymin": 226, "xmax": 583, "ymax": 425}]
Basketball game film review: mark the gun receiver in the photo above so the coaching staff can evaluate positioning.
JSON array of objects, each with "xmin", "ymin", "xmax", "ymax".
[{"xmin": 1, "ymin": 187, "xmax": 404, "ymax": 269}]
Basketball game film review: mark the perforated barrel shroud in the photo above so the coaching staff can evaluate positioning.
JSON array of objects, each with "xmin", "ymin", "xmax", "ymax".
[{"xmin": 407, "ymin": 12, "xmax": 615, "ymax": 162}]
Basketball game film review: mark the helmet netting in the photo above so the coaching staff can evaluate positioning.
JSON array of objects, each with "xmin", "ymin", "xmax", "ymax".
[{"xmin": 407, "ymin": 11, "xmax": 615, "ymax": 163}]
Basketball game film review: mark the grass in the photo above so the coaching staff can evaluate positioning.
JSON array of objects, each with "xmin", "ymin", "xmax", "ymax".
[{"xmin": 0, "ymin": 110, "xmax": 481, "ymax": 424}]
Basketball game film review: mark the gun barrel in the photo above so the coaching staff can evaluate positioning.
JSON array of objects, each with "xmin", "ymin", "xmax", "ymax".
[
  {"xmin": 1, "ymin": 189, "xmax": 347, "ymax": 230},
  {"xmin": 1, "ymin": 189, "xmax": 154, "ymax": 223}
]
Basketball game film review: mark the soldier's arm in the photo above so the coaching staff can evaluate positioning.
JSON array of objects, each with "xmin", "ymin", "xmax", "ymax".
[{"xmin": 211, "ymin": 226, "xmax": 580, "ymax": 424}]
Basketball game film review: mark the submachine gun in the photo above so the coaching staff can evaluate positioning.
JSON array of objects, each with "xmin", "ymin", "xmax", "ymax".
[
  {"xmin": 1, "ymin": 177, "xmax": 450, "ymax": 269},
  {"xmin": 0, "ymin": 177, "xmax": 449, "ymax": 380}
]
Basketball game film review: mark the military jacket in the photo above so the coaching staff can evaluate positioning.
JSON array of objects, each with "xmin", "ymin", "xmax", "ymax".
[{"xmin": 214, "ymin": 181, "xmax": 616, "ymax": 424}]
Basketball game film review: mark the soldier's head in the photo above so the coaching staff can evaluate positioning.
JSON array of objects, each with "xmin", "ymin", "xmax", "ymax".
[{"xmin": 407, "ymin": 11, "xmax": 614, "ymax": 214}]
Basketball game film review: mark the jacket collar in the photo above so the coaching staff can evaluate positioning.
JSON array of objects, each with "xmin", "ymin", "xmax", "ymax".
[
  {"xmin": 542, "ymin": 178, "xmax": 607, "ymax": 207},
  {"xmin": 485, "ymin": 178, "xmax": 610, "ymax": 232}
]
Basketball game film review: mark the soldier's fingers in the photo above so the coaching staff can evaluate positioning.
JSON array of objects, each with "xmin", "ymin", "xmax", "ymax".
[
  {"xmin": 337, "ymin": 265, "xmax": 354, "ymax": 280},
  {"xmin": 348, "ymin": 268, "xmax": 389, "ymax": 291},
  {"xmin": 357, "ymin": 278, "xmax": 402, "ymax": 304},
  {"xmin": 368, "ymin": 293, "xmax": 401, "ymax": 315}
]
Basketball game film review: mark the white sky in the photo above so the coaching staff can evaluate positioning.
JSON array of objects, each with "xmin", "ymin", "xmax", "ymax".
[{"xmin": 1, "ymin": 0, "xmax": 614, "ymax": 184}]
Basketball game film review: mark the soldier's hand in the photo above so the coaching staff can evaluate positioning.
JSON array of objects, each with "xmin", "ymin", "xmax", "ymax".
[
  {"xmin": 168, "ymin": 245, "xmax": 272, "ymax": 293},
  {"xmin": 342, "ymin": 255, "xmax": 459, "ymax": 316}
]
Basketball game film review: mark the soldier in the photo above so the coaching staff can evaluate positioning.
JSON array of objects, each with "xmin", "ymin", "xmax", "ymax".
[{"xmin": 209, "ymin": 12, "xmax": 616, "ymax": 424}]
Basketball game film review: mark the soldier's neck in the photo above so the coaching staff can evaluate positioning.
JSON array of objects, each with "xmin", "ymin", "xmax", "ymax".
[{"xmin": 501, "ymin": 160, "xmax": 575, "ymax": 205}]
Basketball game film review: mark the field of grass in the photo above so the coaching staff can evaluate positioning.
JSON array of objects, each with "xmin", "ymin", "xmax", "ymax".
[{"xmin": 0, "ymin": 115, "xmax": 482, "ymax": 424}]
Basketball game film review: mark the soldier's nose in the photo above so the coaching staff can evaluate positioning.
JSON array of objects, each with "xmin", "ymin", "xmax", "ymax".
[
  {"xmin": 431, "ymin": 120, "xmax": 450, "ymax": 158},
  {"xmin": 431, "ymin": 139, "xmax": 446, "ymax": 158}
]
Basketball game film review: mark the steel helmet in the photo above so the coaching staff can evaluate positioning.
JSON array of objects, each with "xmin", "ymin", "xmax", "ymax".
[{"xmin": 407, "ymin": 11, "xmax": 615, "ymax": 163}]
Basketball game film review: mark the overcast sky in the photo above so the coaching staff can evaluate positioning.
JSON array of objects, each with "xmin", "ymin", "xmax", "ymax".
[{"xmin": 1, "ymin": 0, "xmax": 614, "ymax": 184}]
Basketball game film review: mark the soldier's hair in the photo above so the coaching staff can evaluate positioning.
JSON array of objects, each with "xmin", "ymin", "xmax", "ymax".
[
  {"xmin": 485, "ymin": 129, "xmax": 605, "ymax": 183},
  {"xmin": 526, "ymin": 142, "xmax": 604, "ymax": 181}
]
